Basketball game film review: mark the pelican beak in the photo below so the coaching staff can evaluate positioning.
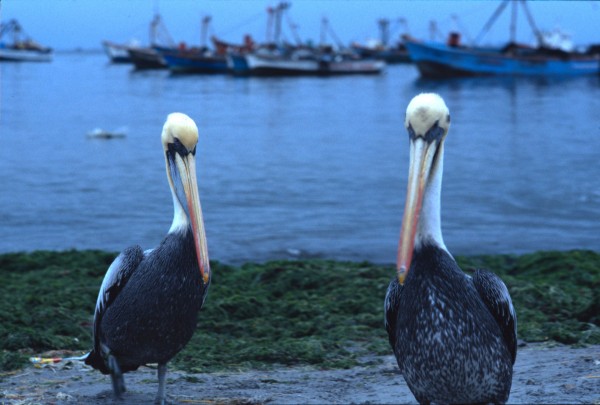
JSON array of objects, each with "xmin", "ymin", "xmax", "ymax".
[
  {"xmin": 396, "ymin": 136, "xmax": 440, "ymax": 284},
  {"xmin": 173, "ymin": 152, "xmax": 211, "ymax": 285}
]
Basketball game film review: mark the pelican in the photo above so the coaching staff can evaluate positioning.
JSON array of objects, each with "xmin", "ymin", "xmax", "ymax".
[
  {"xmin": 85, "ymin": 113, "xmax": 211, "ymax": 404},
  {"xmin": 384, "ymin": 93, "xmax": 517, "ymax": 404}
]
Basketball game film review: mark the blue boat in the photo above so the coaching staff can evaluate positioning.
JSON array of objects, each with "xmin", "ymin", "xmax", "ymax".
[
  {"xmin": 226, "ymin": 52, "xmax": 250, "ymax": 75},
  {"xmin": 405, "ymin": 39, "xmax": 600, "ymax": 78},
  {"xmin": 159, "ymin": 47, "xmax": 228, "ymax": 74}
]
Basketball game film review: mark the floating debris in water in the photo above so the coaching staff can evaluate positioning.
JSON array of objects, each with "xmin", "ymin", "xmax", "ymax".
[{"xmin": 86, "ymin": 126, "xmax": 127, "ymax": 139}]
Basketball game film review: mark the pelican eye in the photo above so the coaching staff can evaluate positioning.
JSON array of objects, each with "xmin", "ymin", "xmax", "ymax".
[
  {"xmin": 423, "ymin": 121, "xmax": 445, "ymax": 143},
  {"xmin": 168, "ymin": 138, "xmax": 196, "ymax": 157},
  {"xmin": 407, "ymin": 121, "xmax": 446, "ymax": 143}
]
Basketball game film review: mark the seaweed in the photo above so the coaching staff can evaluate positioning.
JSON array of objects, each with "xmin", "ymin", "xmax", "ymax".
[{"xmin": 0, "ymin": 250, "xmax": 598, "ymax": 372}]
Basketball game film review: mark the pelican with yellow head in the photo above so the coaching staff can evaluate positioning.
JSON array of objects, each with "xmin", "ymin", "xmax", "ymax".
[{"xmin": 85, "ymin": 113, "xmax": 211, "ymax": 405}]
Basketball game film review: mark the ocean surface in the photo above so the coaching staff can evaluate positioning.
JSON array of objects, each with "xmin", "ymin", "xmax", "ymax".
[{"xmin": 1, "ymin": 52, "xmax": 599, "ymax": 264}]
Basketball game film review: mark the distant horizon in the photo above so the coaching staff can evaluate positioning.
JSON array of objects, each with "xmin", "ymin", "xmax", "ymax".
[{"xmin": 1, "ymin": 1, "xmax": 599, "ymax": 52}]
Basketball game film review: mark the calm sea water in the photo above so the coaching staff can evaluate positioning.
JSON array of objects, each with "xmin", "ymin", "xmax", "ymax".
[{"xmin": 1, "ymin": 52, "xmax": 599, "ymax": 264}]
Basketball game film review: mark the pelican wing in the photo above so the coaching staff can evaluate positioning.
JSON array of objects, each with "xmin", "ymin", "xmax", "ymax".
[
  {"xmin": 472, "ymin": 269, "xmax": 517, "ymax": 364},
  {"xmin": 384, "ymin": 278, "xmax": 404, "ymax": 358},
  {"xmin": 93, "ymin": 246, "xmax": 144, "ymax": 342}
]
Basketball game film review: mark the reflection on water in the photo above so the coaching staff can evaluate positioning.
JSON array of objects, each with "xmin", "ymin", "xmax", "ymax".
[{"xmin": 1, "ymin": 53, "xmax": 599, "ymax": 264}]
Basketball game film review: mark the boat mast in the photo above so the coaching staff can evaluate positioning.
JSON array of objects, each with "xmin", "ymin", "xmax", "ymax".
[
  {"xmin": 510, "ymin": 1, "xmax": 517, "ymax": 43},
  {"xmin": 519, "ymin": 0, "xmax": 544, "ymax": 46},
  {"xmin": 320, "ymin": 17, "xmax": 328, "ymax": 48},
  {"xmin": 473, "ymin": 0, "xmax": 509, "ymax": 45},
  {"xmin": 379, "ymin": 19, "xmax": 390, "ymax": 47},
  {"xmin": 201, "ymin": 16, "xmax": 211, "ymax": 48},
  {"xmin": 274, "ymin": 2, "xmax": 290, "ymax": 45}
]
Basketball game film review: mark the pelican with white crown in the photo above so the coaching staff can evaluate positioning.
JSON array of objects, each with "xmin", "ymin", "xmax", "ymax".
[
  {"xmin": 384, "ymin": 93, "xmax": 517, "ymax": 404},
  {"xmin": 85, "ymin": 113, "xmax": 211, "ymax": 405}
]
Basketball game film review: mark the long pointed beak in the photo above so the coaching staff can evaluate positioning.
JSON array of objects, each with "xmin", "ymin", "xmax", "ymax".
[
  {"xmin": 175, "ymin": 153, "xmax": 211, "ymax": 285},
  {"xmin": 396, "ymin": 137, "xmax": 439, "ymax": 284}
]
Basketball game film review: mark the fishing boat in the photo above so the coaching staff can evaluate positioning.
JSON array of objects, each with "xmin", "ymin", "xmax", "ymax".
[
  {"xmin": 102, "ymin": 40, "xmax": 135, "ymax": 63},
  {"xmin": 159, "ymin": 46, "xmax": 228, "ymax": 74},
  {"xmin": 243, "ymin": 47, "xmax": 385, "ymax": 76},
  {"xmin": 405, "ymin": 39, "xmax": 600, "ymax": 77},
  {"xmin": 238, "ymin": 8, "xmax": 385, "ymax": 77},
  {"xmin": 0, "ymin": 19, "xmax": 52, "ymax": 62},
  {"xmin": 103, "ymin": 14, "xmax": 175, "ymax": 66},
  {"xmin": 157, "ymin": 16, "xmax": 231, "ymax": 74},
  {"xmin": 243, "ymin": 47, "xmax": 320, "ymax": 76},
  {"xmin": 127, "ymin": 46, "xmax": 167, "ymax": 70},
  {"xmin": 350, "ymin": 18, "xmax": 411, "ymax": 64},
  {"xmin": 405, "ymin": 1, "xmax": 600, "ymax": 78},
  {"xmin": 327, "ymin": 56, "xmax": 386, "ymax": 75}
]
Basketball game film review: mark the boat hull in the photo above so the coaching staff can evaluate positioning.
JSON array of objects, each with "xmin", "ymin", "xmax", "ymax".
[
  {"xmin": 244, "ymin": 53, "xmax": 385, "ymax": 76},
  {"xmin": 405, "ymin": 40, "xmax": 600, "ymax": 78},
  {"xmin": 0, "ymin": 47, "xmax": 52, "ymax": 62},
  {"xmin": 128, "ymin": 47, "xmax": 167, "ymax": 70},
  {"xmin": 161, "ymin": 50, "xmax": 228, "ymax": 74},
  {"xmin": 102, "ymin": 41, "xmax": 132, "ymax": 63},
  {"xmin": 227, "ymin": 52, "xmax": 251, "ymax": 75},
  {"xmin": 245, "ymin": 53, "xmax": 320, "ymax": 76}
]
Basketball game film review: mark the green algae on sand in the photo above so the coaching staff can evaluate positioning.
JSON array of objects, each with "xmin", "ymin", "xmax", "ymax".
[{"xmin": 1, "ymin": 249, "xmax": 598, "ymax": 373}]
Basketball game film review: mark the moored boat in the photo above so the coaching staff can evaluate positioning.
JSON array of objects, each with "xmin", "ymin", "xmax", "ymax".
[
  {"xmin": 244, "ymin": 48, "xmax": 320, "ymax": 76},
  {"xmin": 160, "ymin": 47, "xmax": 228, "ymax": 74},
  {"xmin": 243, "ymin": 48, "xmax": 385, "ymax": 76},
  {"xmin": 406, "ymin": 1, "xmax": 600, "ymax": 78},
  {"xmin": 102, "ymin": 40, "xmax": 134, "ymax": 64},
  {"xmin": 127, "ymin": 46, "xmax": 167, "ymax": 70},
  {"xmin": 327, "ymin": 57, "xmax": 386, "ymax": 75},
  {"xmin": 350, "ymin": 18, "xmax": 411, "ymax": 64},
  {"xmin": 405, "ymin": 39, "xmax": 600, "ymax": 78},
  {"xmin": 103, "ymin": 13, "xmax": 175, "ymax": 66},
  {"xmin": 0, "ymin": 19, "xmax": 52, "ymax": 62}
]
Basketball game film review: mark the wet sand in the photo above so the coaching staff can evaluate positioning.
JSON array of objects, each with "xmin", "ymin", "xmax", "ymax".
[{"xmin": 1, "ymin": 343, "xmax": 598, "ymax": 404}]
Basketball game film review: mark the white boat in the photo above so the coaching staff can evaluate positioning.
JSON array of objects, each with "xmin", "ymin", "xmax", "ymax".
[
  {"xmin": 244, "ymin": 48, "xmax": 385, "ymax": 76},
  {"xmin": 245, "ymin": 50, "xmax": 320, "ymax": 76},
  {"xmin": 0, "ymin": 45, "xmax": 52, "ymax": 62},
  {"xmin": 0, "ymin": 19, "xmax": 52, "ymax": 62},
  {"xmin": 102, "ymin": 40, "xmax": 136, "ymax": 63}
]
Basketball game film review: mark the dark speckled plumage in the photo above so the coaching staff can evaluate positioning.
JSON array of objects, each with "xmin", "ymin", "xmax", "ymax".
[
  {"xmin": 387, "ymin": 93, "xmax": 516, "ymax": 404},
  {"xmin": 85, "ymin": 227, "xmax": 209, "ymax": 373},
  {"xmin": 84, "ymin": 112, "xmax": 210, "ymax": 404},
  {"xmin": 385, "ymin": 243, "xmax": 516, "ymax": 404}
]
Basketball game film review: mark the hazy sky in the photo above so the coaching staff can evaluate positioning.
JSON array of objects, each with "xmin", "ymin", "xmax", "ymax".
[{"xmin": 2, "ymin": 1, "xmax": 599, "ymax": 51}]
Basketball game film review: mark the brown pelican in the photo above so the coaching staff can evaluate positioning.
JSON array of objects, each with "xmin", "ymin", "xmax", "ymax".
[
  {"xmin": 85, "ymin": 113, "xmax": 211, "ymax": 404},
  {"xmin": 384, "ymin": 93, "xmax": 517, "ymax": 404}
]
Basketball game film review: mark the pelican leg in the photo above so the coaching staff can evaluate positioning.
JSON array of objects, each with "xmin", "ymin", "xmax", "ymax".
[
  {"xmin": 101, "ymin": 343, "xmax": 126, "ymax": 398},
  {"xmin": 155, "ymin": 363, "xmax": 167, "ymax": 405},
  {"xmin": 108, "ymin": 354, "xmax": 126, "ymax": 398}
]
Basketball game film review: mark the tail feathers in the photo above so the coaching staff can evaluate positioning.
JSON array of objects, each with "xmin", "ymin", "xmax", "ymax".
[{"xmin": 84, "ymin": 349, "xmax": 110, "ymax": 374}]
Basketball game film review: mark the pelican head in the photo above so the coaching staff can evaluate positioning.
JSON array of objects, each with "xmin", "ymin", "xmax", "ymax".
[
  {"xmin": 397, "ymin": 93, "xmax": 450, "ymax": 284},
  {"xmin": 161, "ymin": 113, "xmax": 210, "ymax": 285}
]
